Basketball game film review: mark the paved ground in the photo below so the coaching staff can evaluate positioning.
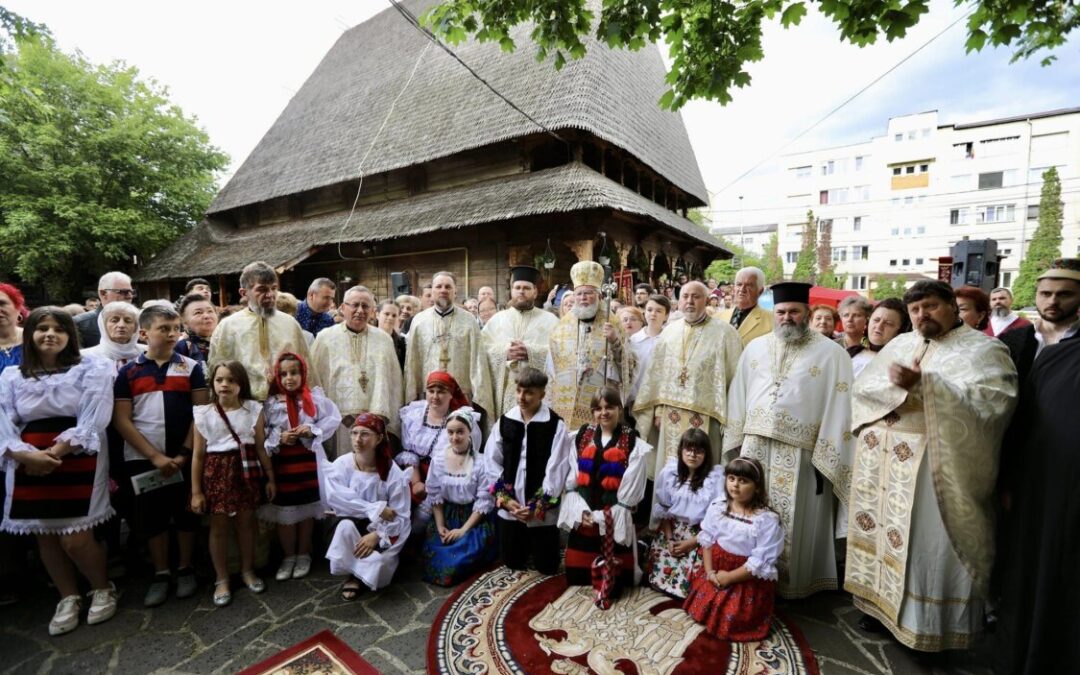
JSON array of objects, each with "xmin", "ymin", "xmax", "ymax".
[{"xmin": 0, "ymin": 559, "xmax": 996, "ymax": 675}]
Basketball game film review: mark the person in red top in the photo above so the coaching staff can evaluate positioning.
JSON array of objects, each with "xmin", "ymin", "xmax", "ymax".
[{"xmin": 985, "ymin": 287, "xmax": 1032, "ymax": 337}]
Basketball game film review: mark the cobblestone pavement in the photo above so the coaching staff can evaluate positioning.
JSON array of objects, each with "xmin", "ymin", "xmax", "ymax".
[{"xmin": 0, "ymin": 562, "xmax": 995, "ymax": 675}]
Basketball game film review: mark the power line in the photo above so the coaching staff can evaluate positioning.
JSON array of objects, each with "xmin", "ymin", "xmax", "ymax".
[
  {"xmin": 386, "ymin": 0, "xmax": 566, "ymax": 144},
  {"xmin": 709, "ymin": 4, "xmax": 976, "ymax": 198}
]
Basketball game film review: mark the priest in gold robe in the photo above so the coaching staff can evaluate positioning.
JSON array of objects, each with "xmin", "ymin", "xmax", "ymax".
[
  {"xmin": 403, "ymin": 271, "xmax": 493, "ymax": 418},
  {"xmin": 724, "ymin": 282, "xmax": 854, "ymax": 599},
  {"xmin": 311, "ymin": 285, "xmax": 403, "ymax": 454},
  {"xmin": 481, "ymin": 266, "xmax": 560, "ymax": 419},
  {"xmin": 546, "ymin": 261, "xmax": 631, "ymax": 431},
  {"xmin": 634, "ymin": 280, "xmax": 742, "ymax": 480},
  {"xmin": 209, "ymin": 261, "xmax": 315, "ymax": 401},
  {"xmin": 846, "ymin": 280, "xmax": 1017, "ymax": 651}
]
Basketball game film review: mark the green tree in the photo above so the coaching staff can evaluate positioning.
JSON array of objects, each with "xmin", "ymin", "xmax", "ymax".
[
  {"xmin": 423, "ymin": 0, "xmax": 1075, "ymax": 109},
  {"xmin": 707, "ymin": 237, "xmax": 763, "ymax": 282},
  {"xmin": 0, "ymin": 32, "xmax": 228, "ymax": 298},
  {"xmin": 791, "ymin": 210, "xmax": 817, "ymax": 283},
  {"xmin": 873, "ymin": 275, "xmax": 907, "ymax": 300},
  {"xmin": 762, "ymin": 232, "xmax": 785, "ymax": 284},
  {"xmin": 1012, "ymin": 166, "xmax": 1064, "ymax": 307}
]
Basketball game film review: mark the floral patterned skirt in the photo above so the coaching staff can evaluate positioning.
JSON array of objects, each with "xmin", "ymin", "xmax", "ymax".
[
  {"xmin": 421, "ymin": 501, "xmax": 497, "ymax": 586},
  {"xmin": 647, "ymin": 519, "xmax": 702, "ymax": 599},
  {"xmin": 683, "ymin": 544, "xmax": 775, "ymax": 642},
  {"xmin": 203, "ymin": 451, "xmax": 264, "ymax": 515}
]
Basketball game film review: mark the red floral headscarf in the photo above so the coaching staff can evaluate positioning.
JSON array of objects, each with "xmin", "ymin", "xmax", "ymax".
[
  {"xmin": 269, "ymin": 352, "xmax": 316, "ymax": 428},
  {"xmin": 353, "ymin": 412, "xmax": 393, "ymax": 480},
  {"xmin": 425, "ymin": 370, "xmax": 470, "ymax": 412}
]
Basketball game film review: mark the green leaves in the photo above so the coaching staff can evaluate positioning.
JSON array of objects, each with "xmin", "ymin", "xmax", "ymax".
[
  {"xmin": 0, "ymin": 35, "xmax": 228, "ymax": 298},
  {"xmin": 1012, "ymin": 167, "xmax": 1064, "ymax": 307},
  {"xmin": 781, "ymin": 2, "xmax": 807, "ymax": 28}
]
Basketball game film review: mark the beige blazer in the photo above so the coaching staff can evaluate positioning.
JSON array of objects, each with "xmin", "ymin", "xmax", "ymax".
[{"xmin": 719, "ymin": 304, "xmax": 773, "ymax": 347}]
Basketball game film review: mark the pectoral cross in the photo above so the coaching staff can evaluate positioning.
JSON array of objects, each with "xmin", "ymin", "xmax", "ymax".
[
  {"xmin": 438, "ymin": 347, "xmax": 451, "ymax": 371},
  {"xmin": 678, "ymin": 367, "xmax": 690, "ymax": 388},
  {"xmin": 359, "ymin": 371, "xmax": 369, "ymax": 393}
]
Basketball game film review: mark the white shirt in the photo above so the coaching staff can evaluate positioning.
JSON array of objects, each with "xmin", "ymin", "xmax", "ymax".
[
  {"xmin": 1034, "ymin": 319, "xmax": 1080, "ymax": 358},
  {"xmin": 698, "ymin": 496, "xmax": 785, "ymax": 581},
  {"xmin": 193, "ymin": 400, "xmax": 261, "ymax": 453},
  {"xmin": 990, "ymin": 313, "xmax": 1021, "ymax": 336},
  {"xmin": 650, "ymin": 459, "xmax": 724, "ymax": 527}
]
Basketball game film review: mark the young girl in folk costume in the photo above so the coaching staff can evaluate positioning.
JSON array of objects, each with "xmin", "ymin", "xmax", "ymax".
[
  {"xmin": 191, "ymin": 361, "xmax": 277, "ymax": 607},
  {"xmin": 0, "ymin": 308, "xmax": 119, "ymax": 635},
  {"xmin": 684, "ymin": 456, "xmax": 784, "ymax": 641},
  {"xmin": 421, "ymin": 409, "xmax": 496, "ymax": 586},
  {"xmin": 558, "ymin": 387, "xmax": 651, "ymax": 593},
  {"xmin": 260, "ymin": 352, "xmax": 341, "ymax": 581},
  {"xmin": 647, "ymin": 429, "xmax": 724, "ymax": 599},
  {"xmin": 397, "ymin": 371, "xmax": 480, "ymax": 534},
  {"xmin": 322, "ymin": 414, "xmax": 410, "ymax": 600}
]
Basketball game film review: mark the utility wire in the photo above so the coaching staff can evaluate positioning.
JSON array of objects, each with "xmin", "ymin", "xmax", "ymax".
[{"xmin": 710, "ymin": 4, "xmax": 977, "ymax": 198}]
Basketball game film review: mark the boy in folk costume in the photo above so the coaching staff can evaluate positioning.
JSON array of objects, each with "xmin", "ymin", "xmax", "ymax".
[{"xmin": 484, "ymin": 367, "xmax": 572, "ymax": 574}]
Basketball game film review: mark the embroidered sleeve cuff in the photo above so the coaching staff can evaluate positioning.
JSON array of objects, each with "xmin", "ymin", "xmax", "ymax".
[
  {"xmin": 745, "ymin": 556, "xmax": 778, "ymax": 581},
  {"xmin": 697, "ymin": 530, "xmax": 716, "ymax": 549},
  {"xmin": 557, "ymin": 491, "xmax": 590, "ymax": 532},
  {"xmin": 55, "ymin": 427, "xmax": 100, "ymax": 453},
  {"xmin": 395, "ymin": 451, "xmax": 420, "ymax": 468},
  {"xmin": 264, "ymin": 427, "xmax": 282, "ymax": 453}
]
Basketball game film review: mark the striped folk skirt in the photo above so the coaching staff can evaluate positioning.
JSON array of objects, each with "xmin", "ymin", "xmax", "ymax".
[
  {"xmin": 259, "ymin": 444, "xmax": 323, "ymax": 525},
  {"xmin": 565, "ymin": 522, "xmax": 635, "ymax": 591}
]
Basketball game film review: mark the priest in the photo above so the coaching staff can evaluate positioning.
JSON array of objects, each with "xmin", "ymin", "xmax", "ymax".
[
  {"xmin": 311, "ymin": 285, "xmax": 403, "ymax": 454},
  {"xmin": 209, "ymin": 261, "xmax": 315, "ymax": 401},
  {"xmin": 724, "ymin": 281, "xmax": 854, "ymax": 599},
  {"xmin": 403, "ymin": 271, "xmax": 494, "ymax": 418},
  {"xmin": 546, "ymin": 261, "xmax": 631, "ymax": 431},
  {"xmin": 633, "ymin": 280, "xmax": 742, "ymax": 479},
  {"xmin": 846, "ymin": 280, "xmax": 1017, "ymax": 651},
  {"xmin": 481, "ymin": 266, "xmax": 560, "ymax": 419}
]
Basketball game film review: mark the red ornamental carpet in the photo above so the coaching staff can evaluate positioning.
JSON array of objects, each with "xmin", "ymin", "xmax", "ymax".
[
  {"xmin": 427, "ymin": 566, "xmax": 820, "ymax": 675},
  {"xmin": 236, "ymin": 629, "xmax": 380, "ymax": 675}
]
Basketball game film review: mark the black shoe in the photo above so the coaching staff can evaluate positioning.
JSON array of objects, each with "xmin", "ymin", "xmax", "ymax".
[{"xmin": 857, "ymin": 614, "xmax": 885, "ymax": 633}]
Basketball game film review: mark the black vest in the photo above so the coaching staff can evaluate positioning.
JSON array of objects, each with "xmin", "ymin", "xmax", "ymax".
[{"xmin": 500, "ymin": 411, "xmax": 562, "ymax": 498}]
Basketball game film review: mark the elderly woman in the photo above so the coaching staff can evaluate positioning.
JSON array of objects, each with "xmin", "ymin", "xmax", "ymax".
[
  {"xmin": 175, "ymin": 293, "xmax": 219, "ymax": 363},
  {"xmin": 810, "ymin": 304, "xmax": 840, "ymax": 338},
  {"xmin": 837, "ymin": 295, "xmax": 873, "ymax": 352},
  {"xmin": 395, "ymin": 295, "xmax": 421, "ymax": 335},
  {"xmin": 850, "ymin": 298, "xmax": 911, "ymax": 378},
  {"xmin": 955, "ymin": 286, "xmax": 991, "ymax": 331},
  {"xmin": 0, "ymin": 284, "xmax": 25, "ymax": 371},
  {"xmin": 559, "ymin": 292, "xmax": 577, "ymax": 318},
  {"xmin": 80, "ymin": 302, "xmax": 145, "ymax": 369}
]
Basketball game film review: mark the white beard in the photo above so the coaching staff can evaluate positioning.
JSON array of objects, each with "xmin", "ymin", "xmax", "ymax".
[
  {"xmin": 249, "ymin": 300, "xmax": 275, "ymax": 319},
  {"xmin": 991, "ymin": 306, "xmax": 1010, "ymax": 318},
  {"xmin": 573, "ymin": 303, "xmax": 599, "ymax": 321},
  {"xmin": 776, "ymin": 321, "xmax": 810, "ymax": 343}
]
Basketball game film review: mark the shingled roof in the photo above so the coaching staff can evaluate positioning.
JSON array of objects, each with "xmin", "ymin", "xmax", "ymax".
[
  {"xmin": 137, "ymin": 163, "xmax": 722, "ymax": 281},
  {"xmin": 207, "ymin": 0, "xmax": 708, "ymax": 215}
]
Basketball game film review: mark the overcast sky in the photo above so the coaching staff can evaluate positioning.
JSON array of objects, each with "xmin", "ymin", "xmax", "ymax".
[{"xmin": 9, "ymin": 0, "xmax": 1079, "ymax": 226}]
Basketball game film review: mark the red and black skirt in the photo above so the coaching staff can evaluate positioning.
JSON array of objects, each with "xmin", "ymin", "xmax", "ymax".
[
  {"xmin": 10, "ymin": 417, "xmax": 96, "ymax": 521},
  {"xmin": 683, "ymin": 544, "xmax": 776, "ymax": 642},
  {"xmin": 565, "ymin": 522, "xmax": 635, "ymax": 590},
  {"xmin": 203, "ymin": 450, "xmax": 264, "ymax": 515},
  {"xmin": 270, "ymin": 443, "xmax": 320, "ymax": 507}
]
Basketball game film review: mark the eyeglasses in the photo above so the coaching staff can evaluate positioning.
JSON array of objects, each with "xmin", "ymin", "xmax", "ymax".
[
  {"xmin": 682, "ymin": 446, "xmax": 707, "ymax": 455},
  {"xmin": 341, "ymin": 301, "xmax": 373, "ymax": 311},
  {"xmin": 104, "ymin": 289, "xmax": 137, "ymax": 298}
]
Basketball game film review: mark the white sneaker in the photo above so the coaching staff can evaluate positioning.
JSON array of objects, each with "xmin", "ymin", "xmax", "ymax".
[
  {"xmin": 86, "ymin": 583, "xmax": 118, "ymax": 625},
  {"xmin": 276, "ymin": 556, "xmax": 296, "ymax": 581},
  {"xmin": 292, "ymin": 555, "xmax": 312, "ymax": 579},
  {"xmin": 49, "ymin": 595, "xmax": 82, "ymax": 636}
]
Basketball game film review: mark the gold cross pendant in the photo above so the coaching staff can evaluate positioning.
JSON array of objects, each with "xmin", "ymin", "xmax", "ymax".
[
  {"xmin": 439, "ymin": 351, "xmax": 451, "ymax": 371},
  {"xmin": 678, "ymin": 367, "xmax": 690, "ymax": 388},
  {"xmin": 359, "ymin": 372, "xmax": 369, "ymax": 393}
]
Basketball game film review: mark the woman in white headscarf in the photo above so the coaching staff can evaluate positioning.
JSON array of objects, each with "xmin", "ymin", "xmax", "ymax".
[{"xmin": 80, "ymin": 302, "xmax": 145, "ymax": 370}]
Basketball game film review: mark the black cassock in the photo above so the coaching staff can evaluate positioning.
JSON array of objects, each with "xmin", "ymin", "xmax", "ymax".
[{"xmin": 997, "ymin": 335, "xmax": 1080, "ymax": 674}]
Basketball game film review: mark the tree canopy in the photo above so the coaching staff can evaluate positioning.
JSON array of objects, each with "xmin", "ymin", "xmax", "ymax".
[
  {"xmin": 1012, "ymin": 166, "xmax": 1063, "ymax": 307},
  {"xmin": 423, "ymin": 0, "xmax": 1075, "ymax": 109},
  {"xmin": 0, "ymin": 19, "xmax": 228, "ymax": 299}
]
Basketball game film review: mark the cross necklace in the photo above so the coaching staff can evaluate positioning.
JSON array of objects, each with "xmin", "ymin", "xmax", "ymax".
[
  {"xmin": 678, "ymin": 319, "xmax": 706, "ymax": 388},
  {"xmin": 350, "ymin": 328, "xmax": 370, "ymax": 393},
  {"xmin": 435, "ymin": 312, "xmax": 453, "ymax": 371}
]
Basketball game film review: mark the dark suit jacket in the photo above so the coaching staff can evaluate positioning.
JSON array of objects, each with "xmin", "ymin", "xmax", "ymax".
[{"xmin": 74, "ymin": 308, "xmax": 101, "ymax": 349}]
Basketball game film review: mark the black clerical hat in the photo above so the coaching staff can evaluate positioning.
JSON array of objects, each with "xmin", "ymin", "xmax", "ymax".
[
  {"xmin": 770, "ymin": 282, "xmax": 812, "ymax": 305},
  {"xmin": 510, "ymin": 266, "xmax": 542, "ymax": 286}
]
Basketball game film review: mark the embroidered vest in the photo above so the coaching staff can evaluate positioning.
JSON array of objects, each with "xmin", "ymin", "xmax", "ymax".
[
  {"xmin": 575, "ymin": 424, "xmax": 634, "ymax": 507},
  {"xmin": 500, "ymin": 412, "xmax": 562, "ymax": 498}
]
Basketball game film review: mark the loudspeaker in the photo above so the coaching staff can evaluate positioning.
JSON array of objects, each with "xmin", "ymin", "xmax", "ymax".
[
  {"xmin": 391, "ymin": 272, "xmax": 411, "ymax": 296},
  {"xmin": 949, "ymin": 239, "xmax": 999, "ymax": 294}
]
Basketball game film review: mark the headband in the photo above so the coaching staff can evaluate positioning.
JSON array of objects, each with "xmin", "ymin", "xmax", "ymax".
[{"xmin": 729, "ymin": 457, "xmax": 761, "ymax": 480}]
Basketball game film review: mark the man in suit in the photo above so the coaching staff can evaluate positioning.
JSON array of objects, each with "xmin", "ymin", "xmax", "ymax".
[
  {"xmin": 719, "ymin": 266, "xmax": 773, "ymax": 347},
  {"xmin": 985, "ymin": 287, "xmax": 1032, "ymax": 337},
  {"xmin": 1000, "ymin": 259, "xmax": 1080, "ymax": 387}
]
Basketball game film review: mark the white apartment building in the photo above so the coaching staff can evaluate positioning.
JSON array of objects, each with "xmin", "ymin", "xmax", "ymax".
[{"xmin": 733, "ymin": 107, "xmax": 1080, "ymax": 295}]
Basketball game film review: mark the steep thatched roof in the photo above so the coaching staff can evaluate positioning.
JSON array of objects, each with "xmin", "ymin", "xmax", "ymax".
[
  {"xmin": 207, "ymin": 0, "xmax": 708, "ymax": 215},
  {"xmin": 136, "ymin": 163, "xmax": 722, "ymax": 281}
]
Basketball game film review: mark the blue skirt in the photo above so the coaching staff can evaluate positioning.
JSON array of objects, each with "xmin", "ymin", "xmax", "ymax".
[{"xmin": 421, "ymin": 501, "xmax": 497, "ymax": 586}]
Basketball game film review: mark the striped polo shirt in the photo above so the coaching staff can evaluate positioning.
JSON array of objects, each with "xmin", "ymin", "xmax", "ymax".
[{"xmin": 114, "ymin": 352, "xmax": 206, "ymax": 463}]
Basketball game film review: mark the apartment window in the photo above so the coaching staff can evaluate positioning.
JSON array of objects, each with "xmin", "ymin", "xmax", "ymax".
[
  {"xmin": 919, "ymin": 164, "xmax": 929, "ymax": 172},
  {"xmin": 785, "ymin": 252, "xmax": 798, "ymax": 263},
  {"xmin": 921, "ymin": 128, "xmax": 931, "ymax": 138},
  {"xmin": 891, "ymin": 198, "xmax": 900, "ymax": 207},
  {"xmin": 852, "ymin": 275, "xmax": 868, "ymax": 290},
  {"xmin": 952, "ymin": 174, "xmax": 971, "ymax": 190},
  {"xmin": 917, "ymin": 195, "xmax": 927, "ymax": 203},
  {"xmin": 904, "ymin": 196, "xmax": 914, "ymax": 205},
  {"xmin": 855, "ymin": 185, "xmax": 870, "ymax": 201},
  {"xmin": 1002, "ymin": 272, "xmax": 1012, "ymax": 287},
  {"xmin": 907, "ymin": 130, "xmax": 917, "ymax": 140},
  {"xmin": 819, "ymin": 190, "xmax": 829, "ymax": 205},
  {"xmin": 954, "ymin": 142, "xmax": 974, "ymax": 159},
  {"xmin": 889, "ymin": 259, "xmax": 898, "ymax": 267},
  {"xmin": 831, "ymin": 188, "xmax": 849, "ymax": 204},
  {"xmin": 903, "ymin": 227, "xmax": 912, "ymax": 236},
  {"xmin": 891, "ymin": 227, "xmax": 900, "ymax": 236},
  {"xmin": 895, "ymin": 133, "xmax": 903, "ymax": 142},
  {"xmin": 854, "ymin": 156, "xmax": 865, "ymax": 171},
  {"xmin": 906, "ymin": 165, "xmax": 916, "ymax": 175},
  {"xmin": 979, "ymin": 171, "xmax": 1003, "ymax": 189},
  {"xmin": 892, "ymin": 167, "xmax": 902, "ymax": 176},
  {"xmin": 793, "ymin": 165, "xmax": 812, "ymax": 179},
  {"xmin": 916, "ymin": 225, "xmax": 926, "ymax": 235},
  {"xmin": 853, "ymin": 216, "xmax": 863, "ymax": 231},
  {"xmin": 950, "ymin": 208, "xmax": 970, "ymax": 225},
  {"xmin": 979, "ymin": 136, "xmax": 1020, "ymax": 157},
  {"xmin": 1028, "ymin": 204, "xmax": 1040, "ymax": 220},
  {"xmin": 977, "ymin": 204, "xmax": 1016, "ymax": 223},
  {"xmin": 902, "ymin": 258, "xmax": 911, "ymax": 266},
  {"xmin": 1028, "ymin": 166, "xmax": 1058, "ymax": 183},
  {"xmin": 821, "ymin": 161, "xmax": 835, "ymax": 176},
  {"xmin": 832, "ymin": 247, "xmax": 847, "ymax": 263},
  {"xmin": 852, "ymin": 245, "xmax": 869, "ymax": 261},
  {"xmin": 915, "ymin": 257, "xmax": 924, "ymax": 265}
]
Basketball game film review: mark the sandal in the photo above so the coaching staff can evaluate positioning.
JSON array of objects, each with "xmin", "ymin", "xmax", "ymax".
[
  {"xmin": 212, "ymin": 579, "xmax": 232, "ymax": 607},
  {"xmin": 340, "ymin": 579, "xmax": 362, "ymax": 602}
]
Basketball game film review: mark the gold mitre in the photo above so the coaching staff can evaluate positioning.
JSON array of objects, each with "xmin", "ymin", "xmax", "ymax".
[{"xmin": 570, "ymin": 261, "xmax": 605, "ymax": 289}]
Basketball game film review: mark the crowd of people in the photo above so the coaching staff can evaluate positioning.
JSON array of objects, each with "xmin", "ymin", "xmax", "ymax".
[{"xmin": 0, "ymin": 254, "xmax": 1076, "ymax": 674}]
